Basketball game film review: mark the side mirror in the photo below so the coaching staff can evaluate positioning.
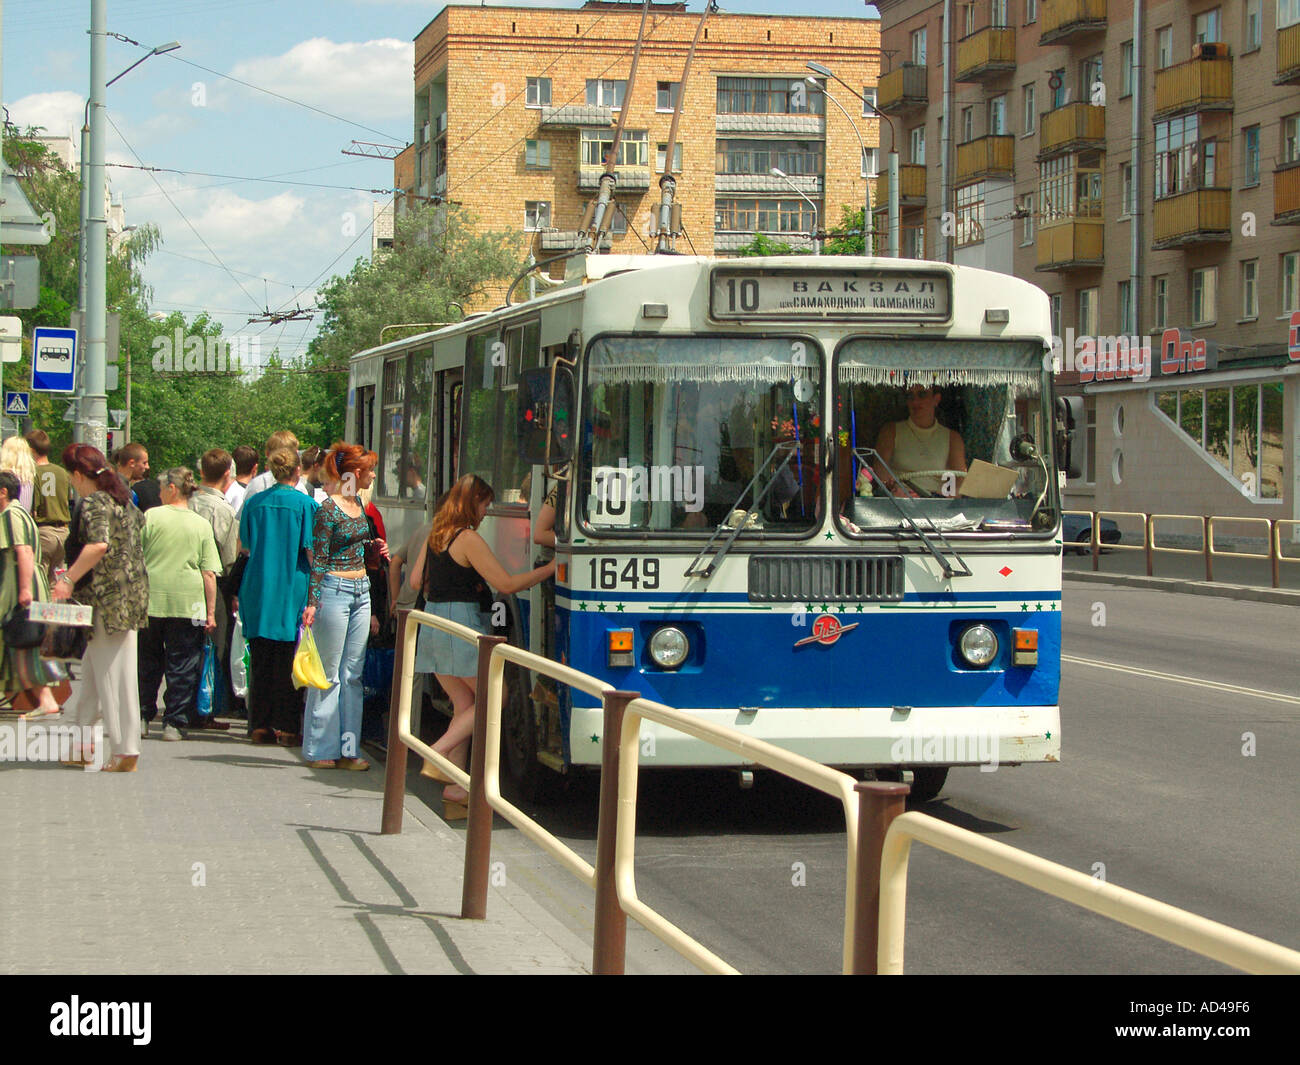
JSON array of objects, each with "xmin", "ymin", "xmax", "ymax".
[
  {"xmin": 1056, "ymin": 395, "xmax": 1084, "ymax": 480},
  {"xmin": 517, "ymin": 365, "xmax": 576, "ymax": 466}
]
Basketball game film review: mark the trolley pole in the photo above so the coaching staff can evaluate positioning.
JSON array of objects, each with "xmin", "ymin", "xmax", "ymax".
[{"xmin": 78, "ymin": 0, "xmax": 109, "ymax": 452}]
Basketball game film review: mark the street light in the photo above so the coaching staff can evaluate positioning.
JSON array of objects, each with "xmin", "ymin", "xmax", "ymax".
[
  {"xmin": 807, "ymin": 60, "xmax": 900, "ymax": 258},
  {"xmin": 804, "ymin": 76, "xmax": 870, "ymax": 254},
  {"xmin": 770, "ymin": 167, "xmax": 820, "ymax": 254}
]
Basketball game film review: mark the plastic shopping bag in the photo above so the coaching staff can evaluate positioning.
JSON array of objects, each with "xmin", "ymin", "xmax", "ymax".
[
  {"xmin": 292, "ymin": 626, "xmax": 330, "ymax": 690},
  {"xmin": 196, "ymin": 638, "xmax": 217, "ymax": 717},
  {"xmin": 230, "ymin": 616, "xmax": 249, "ymax": 699}
]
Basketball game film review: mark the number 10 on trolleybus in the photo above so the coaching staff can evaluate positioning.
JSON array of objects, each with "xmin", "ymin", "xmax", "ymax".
[{"xmin": 348, "ymin": 255, "xmax": 1071, "ymax": 802}]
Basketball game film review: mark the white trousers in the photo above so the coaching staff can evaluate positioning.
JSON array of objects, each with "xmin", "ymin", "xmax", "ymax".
[{"xmin": 75, "ymin": 618, "xmax": 142, "ymax": 758}]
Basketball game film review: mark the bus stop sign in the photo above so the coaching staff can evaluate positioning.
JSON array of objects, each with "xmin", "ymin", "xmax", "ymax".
[{"xmin": 32, "ymin": 326, "xmax": 78, "ymax": 393}]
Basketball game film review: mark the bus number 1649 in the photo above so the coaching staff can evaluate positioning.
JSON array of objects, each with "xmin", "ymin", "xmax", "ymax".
[{"xmin": 588, "ymin": 557, "xmax": 660, "ymax": 590}]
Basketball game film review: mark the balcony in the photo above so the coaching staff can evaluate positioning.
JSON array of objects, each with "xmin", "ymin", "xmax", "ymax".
[
  {"xmin": 578, "ymin": 167, "xmax": 652, "ymax": 191},
  {"xmin": 1035, "ymin": 220, "xmax": 1103, "ymax": 271},
  {"xmin": 954, "ymin": 135, "xmax": 1015, "ymax": 184},
  {"xmin": 1152, "ymin": 189, "xmax": 1231, "ymax": 248},
  {"xmin": 1038, "ymin": 102, "xmax": 1106, "ymax": 158},
  {"xmin": 870, "ymin": 223, "xmax": 926, "ymax": 258},
  {"xmin": 955, "ymin": 27, "xmax": 1017, "ymax": 83},
  {"xmin": 538, "ymin": 229, "xmax": 611, "ymax": 251},
  {"xmin": 715, "ymin": 173, "xmax": 823, "ymax": 196},
  {"xmin": 1038, "ymin": 0, "xmax": 1107, "ymax": 45},
  {"xmin": 873, "ymin": 163, "xmax": 927, "ymax": 207},
  {"xmin": 1153, "ymin": 54, "xmax": 1233, "ymax": 119},
  {"xmin": 539, "ymin": 105, "xmax": 612, "ymax": 129},
  {"xmin": 1278, "ymin": 22, "xmax": 1300, "ymax": 85},
  {"xmin": 877, "ymin": 64, "xmax": 927, "ymax": 116},
  {"xmin": 1274, "ymin": 164, "xmax": 1300, "ymax": 225}
]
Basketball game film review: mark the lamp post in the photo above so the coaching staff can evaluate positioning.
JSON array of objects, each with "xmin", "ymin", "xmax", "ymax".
[
  {"xmin": 770, "ymin": 167, "xmax": 820, "ymax": 254},
  {"xmin": 807, "ymin": 60, "xmax": 900, "ymax": 258},
  {"xmin": 77, "ymin": 30, "xmax": 180, "ymax": 447}
]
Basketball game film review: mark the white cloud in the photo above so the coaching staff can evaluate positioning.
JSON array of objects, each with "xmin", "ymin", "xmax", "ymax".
[
  {"xmin": 7, "ymin": 91, "xmax": 84, "ymax": 141},
  {"xmin": 229, "ymin": 37, "xmax": 414, "ymax": 125}
]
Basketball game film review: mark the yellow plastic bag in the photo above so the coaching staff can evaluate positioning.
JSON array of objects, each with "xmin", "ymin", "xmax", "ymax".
[{"xmin": 292, "ymin": 626, "xmax": 330, "ymax": 690}]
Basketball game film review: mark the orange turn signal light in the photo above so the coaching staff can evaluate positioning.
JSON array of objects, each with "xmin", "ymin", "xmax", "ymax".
[
  {"xmin": 1014, "ymin": 629, "xmax": 1038, "ymax": 651},
  {"xmin": 557, "ymin": 563, "xmax": 568, "ymax": 583},
  {"xmin": 608, "ymin": 630, "xmax": 634, "ymax": 652}
]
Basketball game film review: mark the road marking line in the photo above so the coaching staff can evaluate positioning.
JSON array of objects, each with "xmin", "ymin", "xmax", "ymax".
[{"xmin": 1062, "ymin": 654, "xmax": 1300, "ymax": 706}]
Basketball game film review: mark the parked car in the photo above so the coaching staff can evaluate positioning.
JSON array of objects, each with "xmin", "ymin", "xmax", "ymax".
[{"xmin": 1062, "ymin": 513, "xmax": 1121, "ymax": 554}]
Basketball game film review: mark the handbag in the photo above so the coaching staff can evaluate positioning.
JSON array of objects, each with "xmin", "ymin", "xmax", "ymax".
[
  {"xmin": 291, "ymin": 626, "xmax": 330, "ymax": 690},
  {"xmin": 195, "ymin": 638, "xmax": 217, "ymax": 717},
  {"xmin": 42, "ymin": 620, "xmax": 89, "ymax": 660},
  {"xmin": 2, "ymin": 604, "xmax": 45, "ymax": 649}
]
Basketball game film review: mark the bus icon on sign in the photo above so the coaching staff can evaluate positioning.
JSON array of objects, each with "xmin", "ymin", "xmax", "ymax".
[{"xmin": 32, "ymin": 327, "xmax": 78, "ymax": 394}]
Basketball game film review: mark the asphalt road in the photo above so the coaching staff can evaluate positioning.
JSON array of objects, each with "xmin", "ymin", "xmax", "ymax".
[{"xmin": 417, "ymin": 582, "xmax": 1299, "ymax": 975}]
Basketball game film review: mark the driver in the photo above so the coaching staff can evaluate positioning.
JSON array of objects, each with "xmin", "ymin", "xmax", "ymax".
[{"xmin": 872, "ymin": 384, "xmax": 967, "ymax": 496}]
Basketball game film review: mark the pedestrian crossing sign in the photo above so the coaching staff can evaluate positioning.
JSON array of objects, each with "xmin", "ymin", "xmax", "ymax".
[{"xmin": 4, "ymin": 391, "xmax": 29, "ymax": 416}]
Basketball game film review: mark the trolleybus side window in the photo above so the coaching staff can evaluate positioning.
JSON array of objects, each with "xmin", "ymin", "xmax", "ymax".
[
  {"xmin": 378, "ymin": 349, "xmax": 435, "ymax": 500},
  {"xmin": 582, "ymin": 335, "xmax": 822, "ymax": 534},
  {"xmin": 459, "ymin": 322, "xmax": 542, "ymax": 501},
  {"xmin": 834, "ymin": 337, "xmax": 1056, "ymax": 533},
  {"xmin": 379, "ymin": 355, "xmax": 407, "ymax": 498}
]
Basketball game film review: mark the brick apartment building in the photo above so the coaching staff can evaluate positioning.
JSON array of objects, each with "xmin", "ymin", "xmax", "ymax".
[
  {"xmin": 876, "ymin": 0, "xmax": 1300, "ymax": 534},
  {"xmin": 392, "ymin": 1, "xmax": 881, "ymax": 276}
]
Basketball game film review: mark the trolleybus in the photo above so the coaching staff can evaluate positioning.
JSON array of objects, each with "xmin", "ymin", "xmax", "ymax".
[{"xmin": 348, "ymin": 254, "xmax": 1066, "ymax": 801}]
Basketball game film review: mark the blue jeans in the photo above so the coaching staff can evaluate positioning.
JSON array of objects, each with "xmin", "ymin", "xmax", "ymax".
[{"xmin": 303, "ymin": 576, "xmax": 370, "ymax": 761}]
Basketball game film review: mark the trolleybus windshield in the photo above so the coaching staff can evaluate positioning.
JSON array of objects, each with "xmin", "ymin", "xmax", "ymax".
[
  {"xmin": 835, "ymin": 337, "xmax": 1056, "ymax": 535},
  {"xmin": 583, "ymin": 335, "xmax": 823, "ymax": 535}
]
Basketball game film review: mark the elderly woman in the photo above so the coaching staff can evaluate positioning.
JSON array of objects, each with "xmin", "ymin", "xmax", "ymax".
[
  {"xmin": 238, "ymin": 446, "xmax": 318, "ymax": 745},
  {"xmin": 51, "ymin": 444, "xmax": 150, "ymax": 772},
  {"xmin": 0, "ymin": 434, "xmax": 37, "ymax": 512},
  {"xmin": 138, "ymin": 468, "xmax": 221, "ymax": 742},
  {"xmin": 0, "ymin": 470, "xmax": 62, "ymax": 718}
]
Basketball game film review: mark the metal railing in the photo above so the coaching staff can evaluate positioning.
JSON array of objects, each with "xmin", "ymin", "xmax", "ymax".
[
  {"xmin": 380, "ymin": 608, "xmax": 1300, "ymax": 974},
  {"xmin": 866, "ymin": 790, "xmax": 1300, "ymax": 975},
  {"xmin": 1064, "ymin": 509, "xmax": 1300, "ymax": 587}
]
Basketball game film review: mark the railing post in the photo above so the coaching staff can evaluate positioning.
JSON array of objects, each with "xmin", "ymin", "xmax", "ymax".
[
  {"xmin": 851, "ymin": 781, "xmax": 911, "ymax": 975},
  {"xmin": 381, "ymin": 608, "xmax": 412, "ymax": 835},
  {"xmin": 462, "ymin": 633, "xmax": 507, "ymax": 920},
  {"xmin": 1145, "ymin": 513, "xmax": 1154, "ymax": 576},
  {"xmin": 1204, "ymin": 515, "xmax": 1214, "ymax": 582},
  {"xmin": 1270, "ymin": 519, "xmax": 1280, "ymax": 589},
  {"xmin": 1091, "ymin": 510, "xmax": 1100, "ymax": 571},
  {"xmin": 593, "ymin": 689, "xmax": 639, "ymax": 975}
]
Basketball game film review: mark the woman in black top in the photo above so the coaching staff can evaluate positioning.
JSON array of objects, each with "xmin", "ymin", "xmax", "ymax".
[{"xmin": 409, "ymin": 474, "xmax": 553, "ymax": 817}]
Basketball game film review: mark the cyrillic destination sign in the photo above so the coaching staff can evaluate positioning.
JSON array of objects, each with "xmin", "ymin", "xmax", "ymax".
[{"xmin": 710, "ymin": 267, "xmax": 951, "ymax": 322}]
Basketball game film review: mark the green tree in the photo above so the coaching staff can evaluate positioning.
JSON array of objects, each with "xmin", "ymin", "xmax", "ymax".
[
  {"xmin": 822, "ymin": 205, "xmax": 868, "ymax": 256},
  {"xmin": 734, "ymin": 232, "xmax": 806, "ymax": 257}
]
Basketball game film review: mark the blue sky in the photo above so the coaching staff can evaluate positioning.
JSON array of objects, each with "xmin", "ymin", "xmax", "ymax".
[{"xmin": 4, "ymin": 1, "xmax": 879, "ymax": 361}]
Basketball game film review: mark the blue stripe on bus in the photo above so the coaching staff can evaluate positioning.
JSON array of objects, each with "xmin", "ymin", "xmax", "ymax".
[{"xmin": 558, "ymin": 587, "xmax": 1062, "ymax": 605}]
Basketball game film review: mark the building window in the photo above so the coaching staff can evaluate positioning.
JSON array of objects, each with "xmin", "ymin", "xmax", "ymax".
[
  {"xmin": 991, "ymin": 0, "xmax": 1008, "ymax": 27},
  {"xmin": 1191, "ymin": 267, "xmax": 1217, "ymax": 326},
  {"xmin": 586, "ymin": 79, "xmax": 627, "ymax": 110},
  {"xmin": 656, "ymin": 142, "xmax": 683, "ymax": 172},
  {"xmin": 1078, "ymin": 287, "xmax": 1099, "ymax": 336},
  {"xmin": 911, "ymin": 27, "xmax": 927, "ymax": 66},
  {"xmin": 1049, "ymin": 293, "xmax": 1062, "ymax": 339},
  {"xmin": 960, "ymin": 107, "xmax": 974, "ymax": 144},
  {"xmin": 862, "ymin": 87, "xmax": 878, "ymax": 116},
  {"xmin": 1025, "ymin": 0, "xmax": 1038, "ymax": 25},
  {"xmin": 1245, "ymin": 0, "xmax": 1262, "ymax": 49},
  {"xmin": 1084, "ymin": 401, "xmax": 1097, "ymax": 485},
  {"xmin": 716, "ymin": 76, "xmax": 822, "ymax": 115},
  {"xmin": 1282, "ymin": 0, "xmax": 1300, "ymax": 30},
  {"xmin": 524, "ymin": 201, "xmax": 551, "ymax": 231},
  {"xmin": 526, "ymin": 77, "xmax": 552, "ymax": 108},
  {"xmin": 1159, "ymin": 383, "xmax": 1284, "ymax": 498},
  {"xmin": 656, "ymin": 81, "xmax": 680, "ymax": 112},
  {"xmin": 1243, "ymin": 126, "xmax": 1261, "ymax": 186},
  {"xmin": 1020, "ymin": 193, "xmax": 1035, "ymax": 245},
  {"xmin": 1023, "ymin": 84, "xmax": 1036, "ymax": 133},
  {"xmin": 1049, "ymin": 68, "xmax": 1067, "ymax": 109},
  {"xmin": 581, "ymin": 129, "xmax": 647, "ymax": 167},
  {"xmin": 1284, "ymin": 252, "xmax": 1300, "ymax": 312},
  {"xmin": 1156, "ymin": 26, "xmax": 1173, "ymax": 69},
  {"xmin": 955, "ymin": 182, "xmax": 984, "ymax": 247},
  {"xmin": 1118, "ymin": 280, "xmax": 1134, "ymax": 334},
  {"xmin": 963, "ymin": 3, "xmax": 976, "ymax": 35},
  {"xmin": 1038, "ymin": 152, "xmax": 1103, "ymax": 223},
  {"xmin": 910, "ymin": 125, "xmax": 926, "ymax": 165},
  {"xmin": 1120, "ymin": 162, "xmax": 1134, "ymax": 218},
  {"xmin": 1241, "ymin": 259, "xmax": 1259, "ymax": 320},
  {"xmin": 906, "ymin": 224, "xmax": 925, "ymax": 258},
  {"xmin": 715, "ymin": 197, "xmax": 818, "ymax": 235},
  {"xmin": 861, "ymin": 147, "xmax": 879, "ymax": 178},
  {"xmin": 1080, "ymin": 55, "xmax": 1103, "ymax": 103},
  {"xmin": 1153, "ymin": 276, "xmax": 1169, "ymax": 329},
  {"xmin": 1120, "ymin": 41, "xmax": 1135, "ymax": 98},
  {"xmin": 1154, "ymin": 115, "xmax": 1220, "ymax": 199},
  {"xmin": 1282, "ymin": 114, "xmax": 1300, "ymax": 165},
  {"xmin": 609, "ymin": 204, "xmax": 629, "ymax": 235},
  {"xmin": 525, "ymin": 139, "xmax": 551, "ymax": 169},
  {"xmin": 716, "ymin": 139, "xmax": 822, "ymax": 175},
  {"xmin": 988, "ymin": 95, "xmax": 1007, "ymax": 136},
  {"xmin": 1194, "ymin": 7, "xmax": 1223, "ymax": 44}
]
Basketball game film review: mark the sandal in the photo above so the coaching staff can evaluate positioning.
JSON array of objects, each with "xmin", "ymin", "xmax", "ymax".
[
  {"xmin": 101, "ymin": 755, "xmax": 139, "ymax": 773},
  {"xmin": 337, "ymin": 757, "xmax": 370, "ymax": 772},
  {"xmin": 19, "ymin": 706, "xmax": 61, "ymax": 721},
  {"xmin": 420, "ymin": 759, "xmax": 454, "ymax": 783},
  {"xmin": 305, "ymin": 759, "xmax": 338, "ymax": 769}
]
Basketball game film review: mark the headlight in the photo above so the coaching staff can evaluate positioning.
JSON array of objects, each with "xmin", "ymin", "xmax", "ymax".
[
  {"xmin": 958, "ymin": 624, "xmax": 998, "ymax": 668},
  {"xmin": 648, "ymin": 626, "xmax": 689, "ymax": 669}
]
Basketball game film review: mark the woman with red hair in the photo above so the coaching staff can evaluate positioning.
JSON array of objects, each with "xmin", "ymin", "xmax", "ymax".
[
  {"xmin": 301, "ymin": 442, "xmax": 387, "ymax": 769},
  {"xmin": 409, "ymin": 474, "xmax": 554, "ymax": 817}
]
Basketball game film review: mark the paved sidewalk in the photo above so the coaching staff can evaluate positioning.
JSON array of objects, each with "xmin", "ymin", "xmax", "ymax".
[
  {"xmin": 0, "ymin": 717, "xmax": 608, "ymax": 975},
  {"xmin": 1063, "ymin": 567, "xmax": 1300, "ymax": 605}
]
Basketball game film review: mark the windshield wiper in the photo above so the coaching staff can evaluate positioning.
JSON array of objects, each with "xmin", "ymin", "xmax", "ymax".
[
  {"xmin": 852, "ymin": 448, "xmax": 972, "ymax": 579},
  {"xmin": 684, "ymin": 441, "xmax": 799, "ymax": 579}
]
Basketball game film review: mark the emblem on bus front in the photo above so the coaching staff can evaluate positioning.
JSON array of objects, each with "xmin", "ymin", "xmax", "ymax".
[{"xmin": 794, "ymin": 615, "xmax": 859, "ymax": 648}]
